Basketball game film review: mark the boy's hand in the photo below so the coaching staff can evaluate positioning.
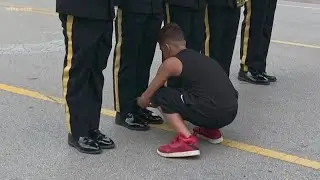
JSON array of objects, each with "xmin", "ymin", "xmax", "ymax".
[{"xmin": 137, "ymin": 95, "xmax": 151, "ymax": 109}]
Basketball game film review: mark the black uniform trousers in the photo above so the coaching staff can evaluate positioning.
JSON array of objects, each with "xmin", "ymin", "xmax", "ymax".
[
  {"xmin": 59, "ymin": 14, "xmax": 113, "ymax": 139},
  {"xmin": 240, "ymin": 0, "xmax": 278, "ymax": 72},
  {"xmin": 164, "ymin": 4, "xmax": 205, "ymax": 52},
  {"xmin": 113, "ymin": 9, "xmax": 163, "ymax": 114},
  {"xmin": 204, "ymin": 5, "xmax": 240, "ymax": 76}
]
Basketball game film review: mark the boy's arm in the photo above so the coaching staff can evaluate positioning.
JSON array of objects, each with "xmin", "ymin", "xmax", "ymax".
[{"xmin": 142, "ymin": 57, "xmax": 182, "ymax": 100}]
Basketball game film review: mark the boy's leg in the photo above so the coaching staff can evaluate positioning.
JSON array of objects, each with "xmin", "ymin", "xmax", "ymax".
[
  {"xmin": 151, "ymin": 87, "xmax": 200, "ymax": 158},
  {"xmin": 193, "ymin": 127, "xmax": 223, "ymax": 144},
  {"xmin": 193, "ymin": 108, "xmax": 238, "ymax": 144}
]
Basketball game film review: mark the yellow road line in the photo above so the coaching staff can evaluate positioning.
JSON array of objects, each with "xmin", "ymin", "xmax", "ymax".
[
  {"xmin": 278, "ymin": 3, "xmax": 320, "ymax": 10},
  {"xmin": 235, "ymin": 35, "xmax": 320, "ymax": 49},
  {"xmin": 0, "ymin": 2, "xmax": 57, "ymax": 15},
  {"xmin": 1, "ymin": 3, "xmax": 320, "ymax": 50},
  {"xmin": 0, "ymin": 83, "xmax": 319, "ymax": 170},
  {"xmin": 271, "ymin": 40, "xmax": 320, "ymax": 49}
]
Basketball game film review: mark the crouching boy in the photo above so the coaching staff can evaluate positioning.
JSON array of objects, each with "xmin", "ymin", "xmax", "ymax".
[{"xmin": 137, "ymin": 23, "xmax": 238, "ymax": 158}]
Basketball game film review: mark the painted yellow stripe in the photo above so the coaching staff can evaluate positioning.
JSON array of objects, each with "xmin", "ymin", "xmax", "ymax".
[
  {"xmin": 271, "ymin": 39, "xmax": 320, "ymax": 49},
  {"xmin": 0, "ymin": 2, "xmax": 57, "ymax": 15},
  {"xmin": 0, "ymin": 83, "xmax": 319, "ymax": 170},
  {"xmin": 236, "ymin": 35, "xmax": 320, "ymax": 49},
  {"xmin": 2, "ymin": 3, "xmax": 320, "ymax": 50},
  {"xmin": 277, "ymin": 4, "xmax": 320, "ymax": 10}
]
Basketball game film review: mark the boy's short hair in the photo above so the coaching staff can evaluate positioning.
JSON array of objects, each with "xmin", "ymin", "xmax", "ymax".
[{"xmin": 158, "ymin": 23, "xmax": 185, "ymax": 45}]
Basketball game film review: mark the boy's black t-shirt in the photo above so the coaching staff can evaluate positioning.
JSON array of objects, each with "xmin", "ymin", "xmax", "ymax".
[{"xmin": 169, "ymin": 49, "xmax": 238, "ymax": 114}]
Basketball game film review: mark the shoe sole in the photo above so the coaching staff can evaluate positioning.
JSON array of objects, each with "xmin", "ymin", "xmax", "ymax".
[
  {"xmin": 115, "ymin": 121, "xmax": 150, "ymax": 131},
  {"xmin": 156, "ymin": 149, "xmax": 200, "ymax": 158},
  {"xmin": 136, "ymin": 115, "xmax": 164, "ymax": 125},
  {"xmin": 68, "ymin": 142, "xmax": 102, "ymax": 154},
  {"xmin": 147, "ymin": 120, "xmax": 164, "ymax": 125},
  {"xmin": 196, "ymin": 134, "xmax": 224, "ymax": 144},
  {"xmin": 267, "ymin": 78, "xmax": 277, "ymax": 82},
  {"xmin": 100, "ymin": 144, "xmax": 116, "ymax": 149},
  {"xmin": 238, "ymin": 76, "xmax": 270, "ymax": 85}
]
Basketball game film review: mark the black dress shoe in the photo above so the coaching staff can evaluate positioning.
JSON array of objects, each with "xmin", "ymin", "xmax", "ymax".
[
  {"xmin": 68, "ymin": 134, "xmax": 102, "ymax": 154},
  {"xmin": 238, "ymin": 70, "xmax": 270, "ymax": 85},
  {"xmin": 89, "ymin": 130, "xmax": 115, "ymax": 149},
  {"xmin": 136, "ymin": 108, "xmax": 164, "ymax": 124},
  {"xmin": 115, "ymin": 112, "xmax": 150, "ymax": 131},
  {"xmin": 261, "ymin": 72, "xmax": 277, "ymax": 82}
]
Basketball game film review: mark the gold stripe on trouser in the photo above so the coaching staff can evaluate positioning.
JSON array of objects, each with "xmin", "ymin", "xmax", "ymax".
[
  {"xmin": 241, "ymin": 0, "xmax": 252, "ymax": 72},
  {"xmin": 163, "ymin": 3, "xmax": 170, "ymax": 87},
  {"xmin": 204, "ymin": 5, "xmax": 210, "ymax": 57},
  {"xmin": 62, "ymin": 15, "xmax": 74, "ymax": 133},
  {"xmin": 165, "ymin": 3, "xmax": 170, "ymax": 24},
  {"xmin": 113, "ymin": 9, "xmax": 123, "ymax": 112}
]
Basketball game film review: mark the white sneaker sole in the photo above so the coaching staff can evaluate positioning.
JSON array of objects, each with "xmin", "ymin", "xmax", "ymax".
[
  {"xmin": 196, "ymin": 134, "xmax": 224, "ymax": 144},
  {"xmin": 157, "ymin": 149, "xmax": 200, "ymax": 158}
]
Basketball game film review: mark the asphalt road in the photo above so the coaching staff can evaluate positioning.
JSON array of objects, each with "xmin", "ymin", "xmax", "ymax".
[{"xmin": 0, "ymin": 0, "xmax": 319, "ymax": 180}]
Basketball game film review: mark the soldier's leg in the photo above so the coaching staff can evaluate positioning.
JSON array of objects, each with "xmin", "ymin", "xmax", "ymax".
[
  {"xmin": 260, "ymin": 0, "xmax": 278, "ymax": 82},
  {"xmin": 220, "ymin": 7, "xmax": 240, "ymax": 76},
  {"xmin": 204, "ymin": 5, "xmax": 224, "ymax": 66},
  {"xmin": 60, "ymin": 14, "xmax": 112, "ymax": 154},
  {"xmin": 205, "ymin": 5, "xmax": 238, "ymax": 76},
  {"xmin": 135, "ymin": 12, "xmax": 164, "ymax": 124},
  {"xmin": 164, "ymin": 4, "xmax": 192, "ymax": 47},
  {"xmin": 188, "ymin": 8, "xmax": 205, "ymax": 52},
  {"xmin": 88, "ymin": 20, "xmax": 116, "ymax": 149},
  {"xmin": 113, "ymin": 8, "xmax": 150, "ymax": 131},
  {"xmin": 239, "ymin": 0, "xmax": 270, "ymax": 85}
]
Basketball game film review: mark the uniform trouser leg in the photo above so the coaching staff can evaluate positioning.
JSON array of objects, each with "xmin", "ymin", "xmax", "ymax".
[
  {"xmin": 240, "ymin": 0, "xmax": 270, "ymax": 72},
  {"xmin": 59, "ymin": 14, "xmax": 113, "ymax": 139},
  {"xmin": 164, "ymin": 4, "xmax": 205, "ymax": 52},
  {"xmin": 261, "ymin": 0, "xmax": 277, "ymax": 72},
  {"xmin": 135, "ymin": 13, "xmax": 163, "ymax": 101},
  {"xmin": 204, "ymin": 6, "xmax": 240, "ymax": 76},
  {"xmin": 113, "ymin": 9, "xmax": 162, "ymax": 114}
]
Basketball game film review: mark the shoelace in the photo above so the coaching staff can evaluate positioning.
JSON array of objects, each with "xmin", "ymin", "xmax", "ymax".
[
  {"xmin": 170, "ymin": 135, "xmax": 181, "ymax": 145},
  {"xmin": 142, "ymin": 109, "xmax": 160, "ymax": 119},
  {"xmin": 92, "ymin": 130, "xmax": 105, "ymax": 139},
  {"xmin": 82, "ymin": 137, "xmax": 95, "ymax": 144}
]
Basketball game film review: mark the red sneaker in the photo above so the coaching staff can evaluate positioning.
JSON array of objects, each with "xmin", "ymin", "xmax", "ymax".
[
  {"xmin": 193, "ymin": 127, "xmax": 223, "ymax": 144},
  {"xmin": 157, "ymin": 133, "xmax": 200, "ymax": 158}
]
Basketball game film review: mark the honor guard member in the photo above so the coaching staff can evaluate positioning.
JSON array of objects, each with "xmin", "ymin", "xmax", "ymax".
[
  {"xmin": 239, "ymin": 0, "xmax": 277, "ymax": 85},
  {"xmin": 113, "ymin": 0, "xmax": 164, "ymax": 131},
  {"xmin": 204, "ymin": 0, "xmax": 245, "ymax": 76},
  {"xmin": 56, "ymin": 0, "xmax": 115, "ymax": 154},
  {"xmin": 163, "ymin": 0, "xmax": 206, "ymax": 52}
]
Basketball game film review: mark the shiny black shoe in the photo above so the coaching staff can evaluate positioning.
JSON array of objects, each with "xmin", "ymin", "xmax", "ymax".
[
  {"xmin": 238, "ymin": 70, "xmax": 270, "ymax": 85},
  {"xmin": 136, "ymin": 108, "xmax": 164, "ymax": 125},
  {"xmin": 89, "ymin": 130, "xmax": 115, "ymax": 149},
  {"xmin": 68, "ymin": 134, "xmax": 102, "ymax": 154},
  {"xmin": 261, "ymin": 72, "xmax": 277, "ymax": 82},
  {"xmin": 115, "ymin": 112, "xmax": 150, "ymax": 131}
]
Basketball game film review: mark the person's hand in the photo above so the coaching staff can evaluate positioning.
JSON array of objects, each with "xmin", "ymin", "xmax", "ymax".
[{"xmin": 137, "ymin": 95, "xmax": 151, "ymax": 109}]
